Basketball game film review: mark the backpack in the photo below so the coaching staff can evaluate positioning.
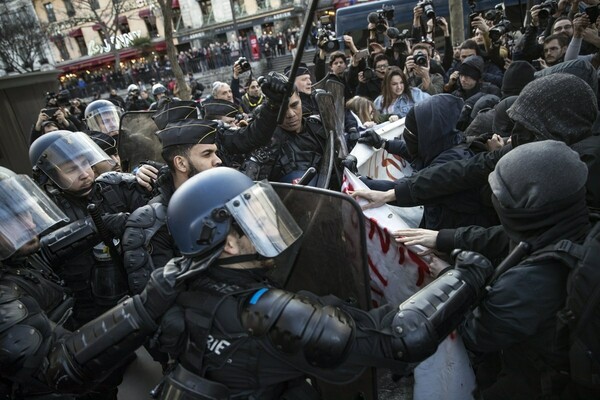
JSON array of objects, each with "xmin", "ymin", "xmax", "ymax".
[{"xmin": 527, "ymin": 217, "xmax": 600, "ymax": 397}]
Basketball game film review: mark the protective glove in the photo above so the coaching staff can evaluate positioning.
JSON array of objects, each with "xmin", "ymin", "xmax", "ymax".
[
  {"xmin": 451, "ymin": 250, "xmax": 494, "ymax": 297},
  {"xmin": 139, "ymin": 266, "xmax": 179, "ymax": 320},
  {"xmin": 258, "ymin": 71, "xmax": 288, "ymax": 110},
  {"xmin": 358, "ymin": 129, "xmax": 385, "ymax": 149},
  {"xmin": 341, "ymin": 154, "xmax": 358, "ymax": 174},
  {"xmin": 101, "ymin": 212, "xmax": 130, "ymax": 238}
]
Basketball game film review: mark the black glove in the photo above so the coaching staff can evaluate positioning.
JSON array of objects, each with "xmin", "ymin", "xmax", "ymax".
[
  {"xmin": 358, "ymin": 129, "xmax": 385, "ymax": 149},
  {"xmin": 258, "ymin": 71, "xmax": 288, "ymax": 109},
  {"xmin": 139, "ymin": 267, "xmax": 178, "ymax": 320},
  {"xmin": 341, "ymin": 154, "xmax": 358, "ymax": 174},
  {"xmin": 452, "ymin": 250, "xmax": 494, "ymax": 296},
  {"xmin": 101, "ymin": 212, "xmax": 130, "ymax": 238}
]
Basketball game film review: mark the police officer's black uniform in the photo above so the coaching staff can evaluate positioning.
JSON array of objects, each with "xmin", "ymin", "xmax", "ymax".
[{"xmin": 154, "ymin": 167, "xmax": 494, "ymax": 399}]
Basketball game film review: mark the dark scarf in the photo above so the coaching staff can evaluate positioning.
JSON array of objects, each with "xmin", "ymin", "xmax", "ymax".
[{"xmin": 492, "ymin": 188, "xmax": 590, "ymax": 252}]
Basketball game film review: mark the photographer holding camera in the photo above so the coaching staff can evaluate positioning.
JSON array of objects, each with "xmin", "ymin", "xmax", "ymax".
[
  {"xmin": 356, "ymin": 53, "xmax": 390, "ymax": 101},
  {"xmin": 404, "ymin": 43, "xmax": 444, "ymax": 95}
]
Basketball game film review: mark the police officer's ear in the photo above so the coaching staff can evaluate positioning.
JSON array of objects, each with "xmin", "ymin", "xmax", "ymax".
[{"xmin": 173, "ymin": 155, "xmax": 189, "ymax": 174}]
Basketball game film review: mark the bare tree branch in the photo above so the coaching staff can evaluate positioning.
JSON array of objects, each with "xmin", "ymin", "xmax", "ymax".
[{"xmin": 0, "ymin": 6, "xmax": 48, "ymax": 73}]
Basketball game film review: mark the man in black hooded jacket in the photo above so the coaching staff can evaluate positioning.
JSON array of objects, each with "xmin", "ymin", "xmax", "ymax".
[{"xmin": 352, "ymin": 71, "xmax": 600, "ymax": 262}]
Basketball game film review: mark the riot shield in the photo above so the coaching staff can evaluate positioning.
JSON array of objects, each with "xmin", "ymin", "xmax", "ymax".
[
  {"xmin": 270, "ymin": 183, "xmax": 376, "ymax": 400},
  {"xmin": 118, "ymin": 111, "xmax": 163, "ymax": 172},
  {"xmin": 313, "ymin": 91, "xmax": 335, "ymax": 189},
  {"xmin": 325, "ymin": 79, "xmax": 349, "ymax": 159}
]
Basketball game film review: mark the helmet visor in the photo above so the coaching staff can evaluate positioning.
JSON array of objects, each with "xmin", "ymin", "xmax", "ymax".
[
  {"xmin": 0, "ymin": 175, "xmax": 68, "ymax": 259},
  {"xmin": 226, "ymin": 181, "xmax": 302, "ymax": 258},
  {"xmin": 37, "ymin": 131, "xmax": 114, "ymax": 190},
  {"xmin": 86, "ymin": 106, "xmax": 121, "ymax": 134}
]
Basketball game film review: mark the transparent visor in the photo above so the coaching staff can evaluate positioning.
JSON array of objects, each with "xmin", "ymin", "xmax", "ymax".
[
  {"xmin": 225, "ymin": 181, "xmax": 302, "ymax": 258},
  {"xmin": 0, "ymin": 175, "xmax": 68, "ymax": 259},
  {"xmin": 37, "ymin": 131, "xmax": 115, "ymax": 190},
  {"xmin": 86, "ymin": 107, "xmax": 121, "ymax": 134}
]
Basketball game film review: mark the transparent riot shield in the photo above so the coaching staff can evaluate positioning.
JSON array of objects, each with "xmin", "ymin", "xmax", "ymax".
[
  {"xmin": 270, "ymin": 183, "xmax": 376, "ymax": 400},
  {"xmin": 325, "ymin": 79, "xmax": 348, "ymax": 160},
  {"xmin": 313, "ymin": 92, "xmax": 336, "ymax": 189},
  {"xmin": 118, "ymin": 111, "xmax": 163, "ymax": 172}
]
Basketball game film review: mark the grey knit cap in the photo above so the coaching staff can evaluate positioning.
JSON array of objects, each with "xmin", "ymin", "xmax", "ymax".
[
  {"xmin": 507, "ymin": 73, "xmax": 597, "ymax": 145},
  {"xmin": 489, "ymin": 140, "xmax": 587, "ymax": 209}
]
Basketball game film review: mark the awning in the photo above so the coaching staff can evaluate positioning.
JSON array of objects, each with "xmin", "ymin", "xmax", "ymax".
[
  {"xmin": 92, "ymin": 23, "xmax": 103, "ymax": 31},
  {"xmin": 138, "ymin": 8, "xmax": 152, "ymax": 18},
  {"xmin": 172, "ymin": 0, "xmax": 180, "ymax": 8},
  {"xmin": 55, "ymin": 41, "xmax": 167, "ymax": 74},
  {"xmin": 68, "ymin": 28, "xmax": 83, "ymax": 37},
  {"xmin": 118, "ymin": 15, "xmax": 128, "ymax": 24}
]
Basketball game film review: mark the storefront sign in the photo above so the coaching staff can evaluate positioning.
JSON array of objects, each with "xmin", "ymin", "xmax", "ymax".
[{"xmin": 88, "ymin": 30, "xmax": 142, "ymax": 56}]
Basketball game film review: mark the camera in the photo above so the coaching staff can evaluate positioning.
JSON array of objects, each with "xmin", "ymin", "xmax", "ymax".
[
  {"xmin": 531, "ymin": 59, "xmax": 542, "ymax": 70},
  {"xmin": 236, "ymin": 57, "xmax": 251, "ymax": 73},
  {"xmin": 317, "ymin": 28, "xmax": 341, "ymax": 52},
  {"xmin": 368, "ymin": 5, "xmax": 395, "ymax": 33},
  {"xmin": 363, "ymin": 67, "xmax": 375, "ymax": 80},
  {"xmin": 413, "ymin": 51, "xmax": 428, "ymax": 66},
  {"xmin": 484, "ymin": 8, "xmax": 503, "ymax": 24},
  {"xmin": 57, "ymin": 90, "xmax": 71, "ymax": 107},
  {"xmin": 489, "ymin": 18, "xmax": 512, "ymax": 42},
  {"xmin": 538, "ymin": 0, "xmax": 558, "ymax": 19},
  {"xmin": 417, "ymin": 0, "xmax": 435, "ymax": 20}
]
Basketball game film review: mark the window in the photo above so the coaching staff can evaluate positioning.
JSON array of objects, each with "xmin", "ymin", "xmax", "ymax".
[
  {"xmin": 55, "ymin": 36, "xmax": 70, "ymax": 60},
  {"xmin": 119, "ymin": 16, "xmax": 130, "ymax": 33},
  {"xmin": 44, "ymin": 3, "xmax": 56, "ymax": 22},
  {"xmin": 198, "ymin": 0, "xmax": 214, "ymax": 24},
  {"xmin": 143, "ymin": 16, "xmax": 159, "ymax": 37},
  {"xmin": 90, "ymin": 0, "xmax": 100, "ymax": 10},
  {"xmin": 75, "ymin": 36, "xmax": 87, "ymax": 56},
  {"xmin": 64, "ymin": 0, "xmax": 75, "ymax": 17}
]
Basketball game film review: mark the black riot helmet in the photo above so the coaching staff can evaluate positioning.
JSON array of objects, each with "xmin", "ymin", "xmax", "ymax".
[
  {"xmin": 84, "ymin": 99, "xmax": 122, "ymax": 135},
  {"xmin": 0, "ymin": 166, "xmax": 67, "ymax": 260},
  {"xmin": 167, "ymin": 167, "xmax": 302, "ymax": 260},
  {"xmin": 29, "ymin": 130, "xmax": 114, "ymax": 191}
]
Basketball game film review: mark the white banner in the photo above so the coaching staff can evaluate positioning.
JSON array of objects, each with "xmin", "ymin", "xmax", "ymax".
[{"xmin": 342, "ymin": 170, "xmax": 476, "ymax": 400}]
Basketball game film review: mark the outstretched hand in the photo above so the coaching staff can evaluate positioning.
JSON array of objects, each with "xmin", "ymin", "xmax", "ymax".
[{"xmin": 349, "ymin": 188, "xmax": 395, "ymax": 210}]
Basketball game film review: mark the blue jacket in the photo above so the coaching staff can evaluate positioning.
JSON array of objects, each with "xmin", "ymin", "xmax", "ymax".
[{"xmin": 374, "ymin": 87, "xmax": 430, "ymax": 119}]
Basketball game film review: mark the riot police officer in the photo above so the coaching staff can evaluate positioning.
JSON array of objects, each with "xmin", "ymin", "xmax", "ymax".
[
  {"xmin": 29, "ymin": 130, "xmax": 150, "ymax": 327},
  {"xmin": 84, "ymin": 99, "xmax": 122, "ymax": 137},
  {"xmin": 122, "ymin": 119, "xmax": 222, "ymax": 294},
  {"xmin": 154, "ymin": 167, "xmax": 494, "ymax": 399},
  {"xmin": 0, "ymin": 166, "xmax": 177, "ymax": 399}
]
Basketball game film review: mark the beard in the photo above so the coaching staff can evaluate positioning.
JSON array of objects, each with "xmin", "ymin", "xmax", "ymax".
[{"xmin": 187, "ymin": 162, "xmax": 200, "ymax": 179}]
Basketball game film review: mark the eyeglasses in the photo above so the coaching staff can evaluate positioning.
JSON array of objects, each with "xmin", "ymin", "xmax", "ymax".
[{"xmin": 375, "ymin": 64, "xmax": 389, "ymax": 70}]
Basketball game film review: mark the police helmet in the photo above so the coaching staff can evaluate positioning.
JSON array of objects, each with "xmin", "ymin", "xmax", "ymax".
[
  {"xmin": 167, "ymin": 168, "xmax": 302, "ymax": 259},
  {"xmin": 0, "ymin": 167, "xmax": 67, "ymax": 260},
  {"xmin": 84, "ymin": 99, "xmax": 121, "ymax": 135},
  {"xmin": 128, "ymin": 84, "xmax": 140, "ymax": 94},
  {"xmin": 152, "ymin": 83, "xmax": 167, "ymax": 96},
  {"xmin": 29, "ymin": 130, "xmax": 114, "ymax": 191}
]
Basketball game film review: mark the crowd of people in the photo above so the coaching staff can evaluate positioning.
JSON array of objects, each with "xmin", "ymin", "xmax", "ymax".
[{"xmin": 2, "ymin": 1, "xmax": 600, "ymax": 399}]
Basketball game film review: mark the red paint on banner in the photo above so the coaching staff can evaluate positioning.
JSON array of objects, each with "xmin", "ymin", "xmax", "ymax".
[{"xmin": 367, "ymin": 255, "xmax": 388, "ymax": 286}]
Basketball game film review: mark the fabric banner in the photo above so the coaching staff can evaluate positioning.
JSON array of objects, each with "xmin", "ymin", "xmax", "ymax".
[{"xmin": 342, "ymin": 169, "xmax": 476, "ymax": 400}]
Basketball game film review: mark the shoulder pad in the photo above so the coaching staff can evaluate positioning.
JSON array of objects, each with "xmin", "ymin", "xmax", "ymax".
[
  {"xmin": 0, "ymin": 324, "xmax": 43, "ymax": 365},
  {"xmin": 124, "ymin": 203, "xmax": 168, "ymax": 230},
  {"xmin": 0, "ymin": 283, "xmax": 21, "ymax": 305},
  {"xmin": 96, "ymin": 171, "xmax": 137, "ymax": 186},
  {"xmin": 0, "ymin": 298, "xmax": 29, "ymax": 334}
]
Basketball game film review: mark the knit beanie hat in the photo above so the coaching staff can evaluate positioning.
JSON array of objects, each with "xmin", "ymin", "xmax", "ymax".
[
  {"xmin": 458, "ymin": 55, "xmax": 484, "ymax": 81},
  {"xmin": 489, "ymin": 140, "xmax": 587, "ymax": 209},
  {"xmin": 507, "ymin": 74, "xmax": 597, "ymax": 145},
  {"xmin": 501, "ymin": 61, "xmax": 536, "ymax": 98}
]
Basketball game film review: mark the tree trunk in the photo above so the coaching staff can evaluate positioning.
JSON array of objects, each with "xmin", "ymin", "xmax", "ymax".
[{"xmin": 161, "ymin": 0, "xmax": 191, "ymax": 100}]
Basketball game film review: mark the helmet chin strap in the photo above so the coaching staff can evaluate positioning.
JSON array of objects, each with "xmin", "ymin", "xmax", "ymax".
[{"xmin": 216, "ymin": 253, "xmax": 268, "ymax": 266}]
